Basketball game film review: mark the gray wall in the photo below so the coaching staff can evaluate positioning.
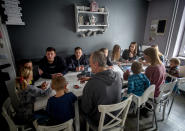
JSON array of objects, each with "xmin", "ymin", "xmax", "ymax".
[
  {"xmin": 144, "ymin": 0, "xmax": 185, "ymax": 58},
  {"xmin": 7, "ymin": 0, "xmax": 148, "ymax": 60}
]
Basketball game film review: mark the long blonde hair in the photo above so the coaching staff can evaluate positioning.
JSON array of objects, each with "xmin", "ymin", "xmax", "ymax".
[
  {"xmin": 16, "ymin": 67, "xmax": 33, "ymax": 90},
  {"xmin": 144, "ymin": 47, "xmax": 162, "ymax": 66},
  {"xmin": 151, "ymin": 45, "xmax": 163, "ymax": 57},
  {"xmin": 112, "ymin": 44, "xmax": 121, "ymax": 61}
]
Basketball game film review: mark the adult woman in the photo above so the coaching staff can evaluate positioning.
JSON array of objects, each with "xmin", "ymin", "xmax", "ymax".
[
  {"xmin": 111, "ymin": 44, "xmax": 122, "ymax": 62},
  {"xmin": 144, "ymin": 47, "xmax": 166, "ymax": 97},
  {"xmin": 122, "ymin": 42, "xmax": 138, "ymax": 61}
]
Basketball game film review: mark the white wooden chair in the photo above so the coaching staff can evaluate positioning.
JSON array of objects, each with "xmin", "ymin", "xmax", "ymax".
[
  {"xmin": 155, "ymin": 79, "xmax": 177, "ymax": 121},
  {"xmin": 33, "ymin": 119, "xmax": 73, "ymax": 131},
  {"xmin": 2, "ymin": 97, "xmax": 32, "ymax": 131},
  {"xmin": 131, "ymin": 85, "xmax": 157, "ymax": 131},
  {"xmin": 86, "ymin": 95, "xmax": 132, "ymax": 131},
  {"xmin": 167, "ymin": 66, "xmax": 185, "ymax": 116}
]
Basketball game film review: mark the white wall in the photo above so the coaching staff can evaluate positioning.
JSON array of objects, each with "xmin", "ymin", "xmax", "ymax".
[{"xmin": 143, "ymin": 0, "xmax": 185, "ymax": 58}]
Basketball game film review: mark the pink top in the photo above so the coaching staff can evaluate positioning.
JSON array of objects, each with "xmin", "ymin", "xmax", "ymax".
[{"xmin": 145, "ymin": 64, "xmax": 166, "ymax": 97}]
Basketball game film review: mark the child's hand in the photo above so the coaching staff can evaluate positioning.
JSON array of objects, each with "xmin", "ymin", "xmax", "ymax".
[
  {"xmin": 41, "ymin": 81, "xmax": 48, "ymax": 90},
  {"xmin": 38, "ymin": 68, "xmax": 43, "ymax": 76},
  {"xmin": 80, "ymin": 65, "xmax": 84, "ymax": 71},
  {"xmin": 76, "ymin": 67, "xmax": 81, "ymax": 72}
]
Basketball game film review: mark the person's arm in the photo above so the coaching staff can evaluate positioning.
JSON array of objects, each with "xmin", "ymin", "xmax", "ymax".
[
  {"xmin": 143, "ymin": 74, "xmax": 150, "ymax": 89},
  {"xmin": 80, "ymin": 82, "xmax": 94, "ymax": 115},
  {"xmin": 67, "ymin": 56, "xmax": 76, "ymax": 71},
  {"xmin": 171, "ymin": 68, "xmax": 179, "ymax": 77},
  {"xmin": 39, "ymin": 58, "xmax": 52, "ymax": 79},
  {"xmin": 127, "ymin": 76, "xmax": 134, "ymax": 94},
  {"xmin": 28, "ymin": 85, "xmax": 51, "ymax": 98}
]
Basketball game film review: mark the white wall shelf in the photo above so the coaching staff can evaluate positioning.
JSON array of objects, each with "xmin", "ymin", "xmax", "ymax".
[
  {"xmin": 78, "ymin": 11, "xmax": 108, "ymax": 15},
  {"xmin": 74, "ymin": 4, "xmax": 109, "ymax": 33}
]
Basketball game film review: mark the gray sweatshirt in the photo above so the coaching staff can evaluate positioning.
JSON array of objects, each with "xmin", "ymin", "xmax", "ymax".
[{"xmin": 80, "ymin": 69, "xmax": 122, "ymax": 125}]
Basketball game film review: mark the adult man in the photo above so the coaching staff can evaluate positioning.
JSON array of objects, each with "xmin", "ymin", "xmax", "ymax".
[
  {"xmin": 67, "ymin": 47, "xmax": 89, "ymax": 71},
  {"xmin": 39, "ymin": 47, "xmax": 68, "ymax": 79},
  {"xmin": 80, "ymin": 51, "xmax": 122, "ymax": 125}
]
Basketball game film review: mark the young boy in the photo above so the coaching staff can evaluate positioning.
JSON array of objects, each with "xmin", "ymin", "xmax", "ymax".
[
  {"xmin": 166, "ymin": 58, "xmax": 180, "ymax": 80},
  {"xmin": 127, "ymin": 61, "xmax": 150, "ymax": 96},
  {"xmin": 46, "ymin": 76, "xmax": 77, "ymax": 124}
]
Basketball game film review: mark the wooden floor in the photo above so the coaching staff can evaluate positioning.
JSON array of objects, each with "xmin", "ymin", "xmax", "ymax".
[{"xmin": 125, "ymin": 92, "xmax": 185, "ymax": 131}]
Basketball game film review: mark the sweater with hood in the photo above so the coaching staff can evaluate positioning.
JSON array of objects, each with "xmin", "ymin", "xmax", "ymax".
[{"xmin": 80, "ymin": 69, "xmax": 122, "ymax": 125}]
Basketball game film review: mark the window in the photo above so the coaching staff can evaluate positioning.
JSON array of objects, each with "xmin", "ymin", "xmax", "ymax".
[{"xmin": 178, "ymin": 29, "xmax": 185, "ymax": 57}]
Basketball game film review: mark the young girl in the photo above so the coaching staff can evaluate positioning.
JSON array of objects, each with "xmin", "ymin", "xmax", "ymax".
[
  {"xmin": 144, "ymin": 47, "xmax": 166, "ymax": 98},
  {"xmin": 122, "ymin": 42, "xmax": 138, "ymax": 61},
  {"xmin": 14, "ymin": 67, "xmax": 51, "ymax": 124},
  {"xmin": 46, "ymin": 76, "xmax": 77, "ymax": 124},
  {"xmin": 111, "ymin": 44, "xmax": 123, "ymax": 63}
]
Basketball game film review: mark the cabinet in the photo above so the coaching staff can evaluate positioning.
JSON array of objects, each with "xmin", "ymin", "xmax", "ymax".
[{"xmin": 74, "ymin": 4, "xmax": 109, "ymax": 33}]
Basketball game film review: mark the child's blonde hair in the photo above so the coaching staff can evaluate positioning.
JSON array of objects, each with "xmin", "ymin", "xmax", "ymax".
[
  {"xmin": 52, "ymin": 76, "xmax": 68, "ymax": 91},
  {"xmin": 170, "ymin": 58, "xmax": 180, "ymax": 66},
  {"xmin": 131, "ymin": 61, "xmax": 142, "ymax": 74},
  {"xmin": 144, "ymin": 47, "xmax": 162, "ymax": 66},
  {"xmin": 112, "ymin": 44, "xmax": 121, "ymax": 61},
  {"xmin": 16, "ymin": 67, "xmax": 33, "ymax": 90}
]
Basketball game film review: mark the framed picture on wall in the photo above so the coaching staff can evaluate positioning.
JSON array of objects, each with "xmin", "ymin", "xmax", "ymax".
[
  {"xmin": 150, "ymin": 19, "xmax": 167, "ymax": 37},
  {"xmin": 157, "ymin": 20, "xmax": 167, "ymax": 35}
]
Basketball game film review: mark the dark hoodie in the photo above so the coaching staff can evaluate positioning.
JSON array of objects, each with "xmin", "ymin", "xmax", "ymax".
[
  {"xmin": 80, "ymin": 69, "xmax": 122, "ymax": 125},
  {"xmin": 39, "ymin": 56, "xmax": 68, "ymax": 79}
]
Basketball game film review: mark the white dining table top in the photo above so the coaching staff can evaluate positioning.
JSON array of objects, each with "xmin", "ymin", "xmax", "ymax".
[
  {"xmin": 34, "ymin": 71, "xmax": 86, "ymax": 111},
  {"xmin": 34, "ymin": 66, "xmax": 126, "ymax": 111}
]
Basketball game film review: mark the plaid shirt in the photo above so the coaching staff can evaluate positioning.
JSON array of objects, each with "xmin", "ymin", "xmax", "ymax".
[
  {"xmin": 128, "ymin": 73, "xmax": 150, "ymax": 96},
  {"xmin": 166, "ymin": 66, "xmax": 179, "ymax": 77}
]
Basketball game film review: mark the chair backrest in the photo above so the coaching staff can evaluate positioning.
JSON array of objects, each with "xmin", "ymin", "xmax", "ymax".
[
  {"xmin": 179, "ymin": 66, "xmax": 185, "ymax": 77},
  {"xmin": 33, "ymin": 119, "xmax": 73, "ymax": 131},
  {"xmin": 132, "ymin": 85, "xmax": 155, "ymax": 107},
  {"xmin": 97, "ymin": 95, "xmax": 132, "ymax": 131},
  {"xmin": 2, "ymin": 97, "xmax": 17, "ymax": 131},
  {"xmin": 155, "ymin": 81, "xmax": 177, "ymax": 102}
]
